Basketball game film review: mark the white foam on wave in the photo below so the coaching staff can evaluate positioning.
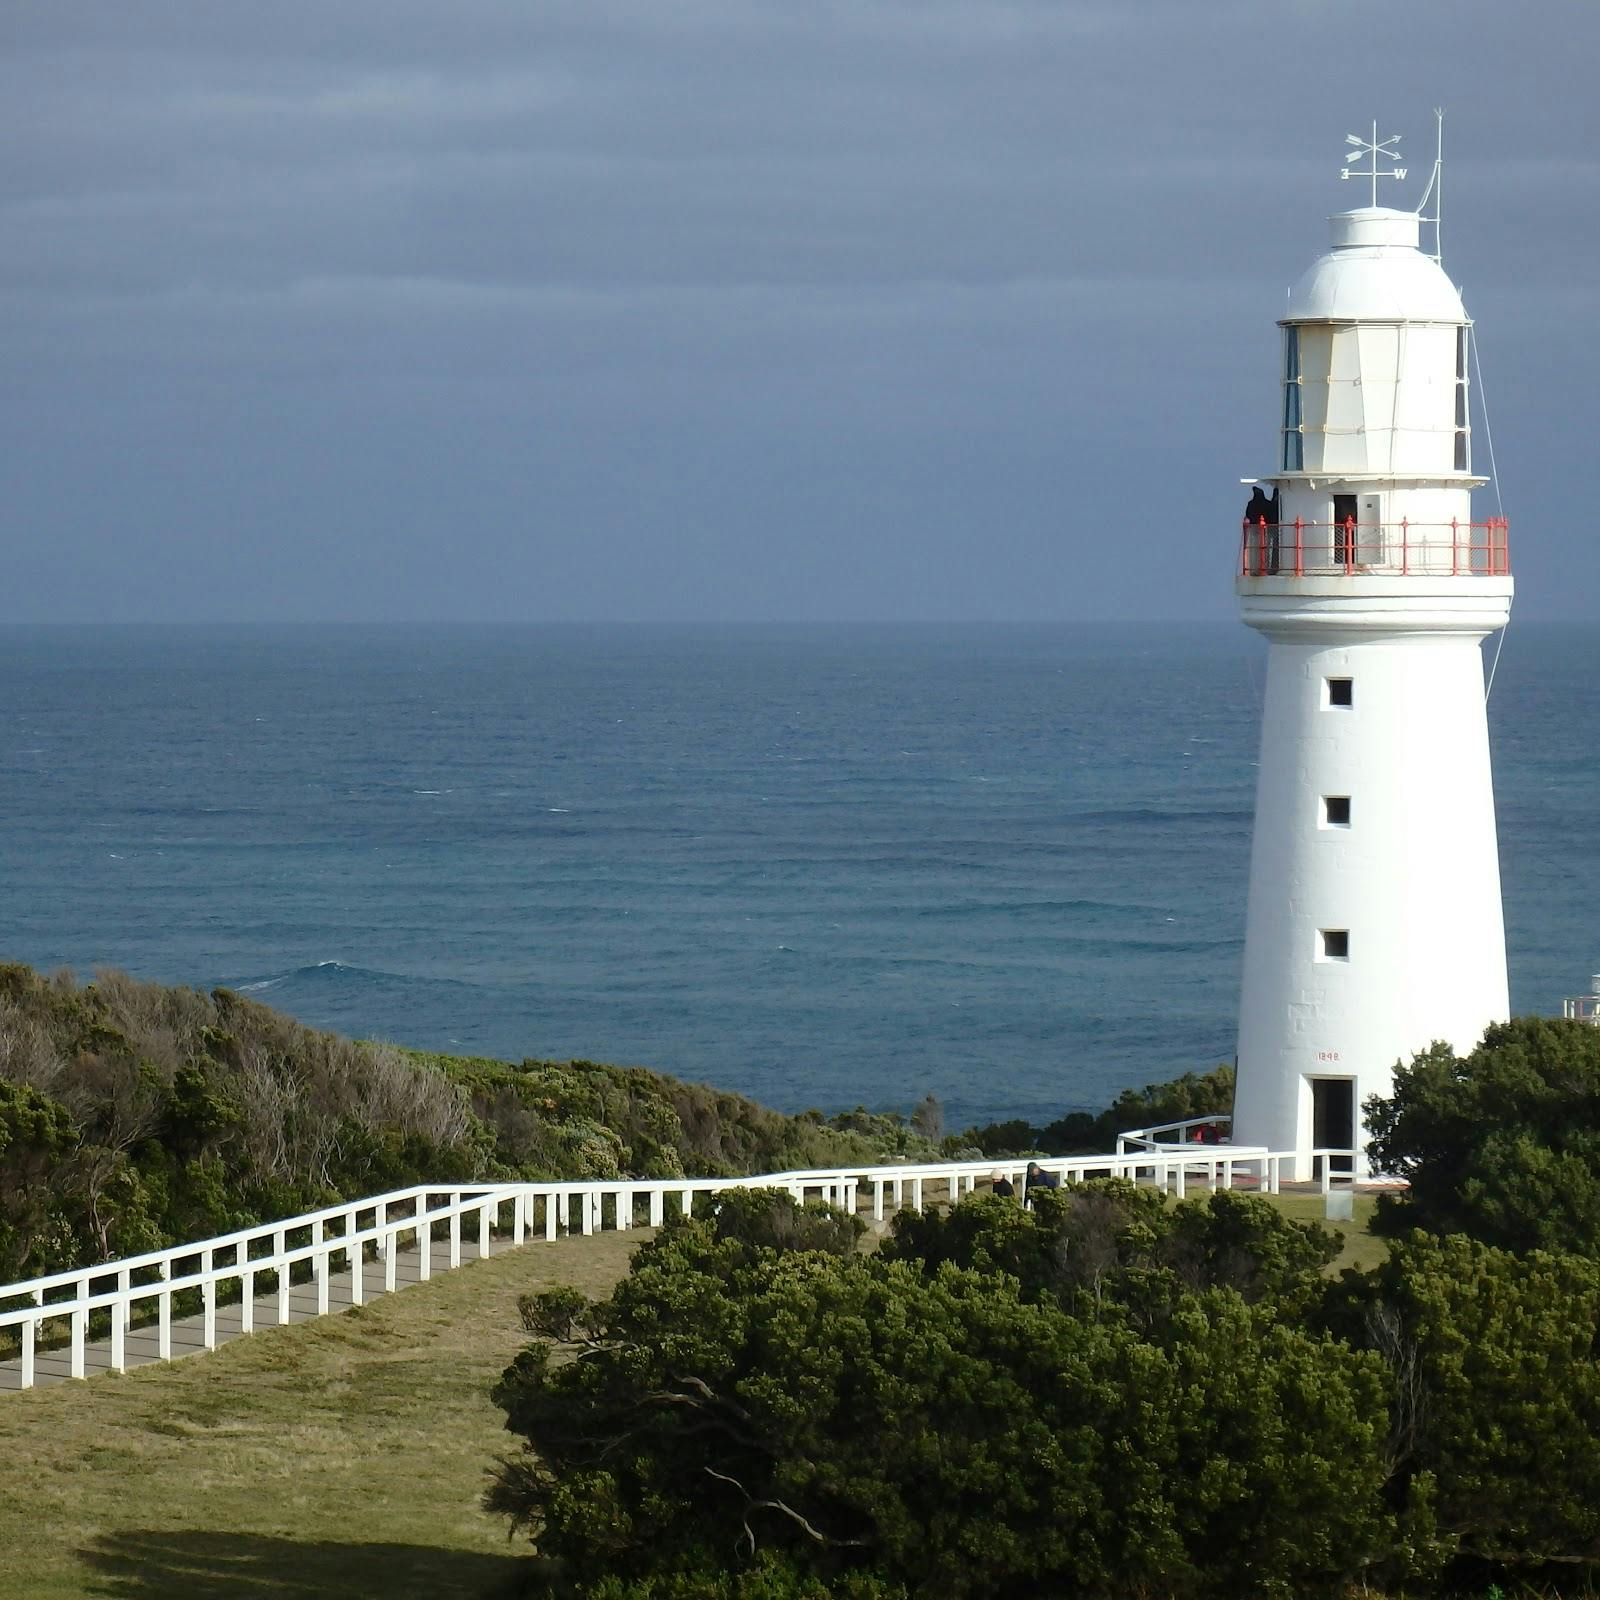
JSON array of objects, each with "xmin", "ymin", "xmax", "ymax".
[{"xmin": 237, "ymin": 977, "xmax": 282, "ymax": 992}]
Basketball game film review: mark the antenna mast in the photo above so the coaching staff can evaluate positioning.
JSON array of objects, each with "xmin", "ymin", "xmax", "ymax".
[{"xmin": 1413, "ymin": 109, "xmax": 1446, "ymax": 262}]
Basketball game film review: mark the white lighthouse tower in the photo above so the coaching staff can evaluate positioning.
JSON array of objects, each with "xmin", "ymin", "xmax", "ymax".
[{"xmin": 1232, "ymin": 123, "xmax": 1512, "ymax": 1178}]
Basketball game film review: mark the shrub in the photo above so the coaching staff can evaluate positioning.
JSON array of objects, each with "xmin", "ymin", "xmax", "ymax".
[
  {"xmin": 488, "ymin": 1191, "xmax": 1391, "ymax": 1598},
  {"xmin": 884, "ymin": 1181, "xmax": 1339, "ymax": 1327},
  {"xmin": 1325, "ymin": 1231, "xmax": 1600, "ymax": 1577},
  {"xmin": 1367, "ymin": 1017, "xmax": 1600, "ymax": 1254}
]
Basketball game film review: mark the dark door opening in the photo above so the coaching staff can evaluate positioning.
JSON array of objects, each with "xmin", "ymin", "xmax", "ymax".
[
  {"xmin": 1311, "ymin": 1077, "xmax": 1355, "ymax": 1175},
  {"xmin": 1332, "ymin": 494, "xmax": 1358, "ymax": 568}
]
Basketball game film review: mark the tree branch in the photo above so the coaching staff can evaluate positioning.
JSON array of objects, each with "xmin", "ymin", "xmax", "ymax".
[{"xmin": 702, "ymin": 1465, "xmax": 870, "ymax": 1557}]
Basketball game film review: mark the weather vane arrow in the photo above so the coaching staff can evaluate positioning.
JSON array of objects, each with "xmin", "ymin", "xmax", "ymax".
[{"xmin": 1340, "ymin": 120, "xmax": 1407, "ymax": 207}]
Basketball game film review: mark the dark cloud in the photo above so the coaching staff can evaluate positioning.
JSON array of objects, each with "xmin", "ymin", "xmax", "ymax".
[{"xmin": 3, "ymin": 1, "xmax": 1595, "ymax": 621}]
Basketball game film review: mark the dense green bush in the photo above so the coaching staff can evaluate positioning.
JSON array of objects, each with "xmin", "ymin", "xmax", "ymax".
[
  {"xmin": 576, "ymin": 1560, "xmax": 905, "ymax": 1599},
  {"xmin": 960, "ymin": 1064, "xmax": 1235, "ymax": 1156},
  {"xmin": 491, "ymin": 1182, "xmax": 1600, "ymax": 1593},
  {"xmin": 885, "ymin": 1181, "xmax": 1340, "ymax": 1327},
  {"xmin": 1325, "ymin": 1230, "xmax": 1600, "ymax": 1575},
  {"xmin": 1367, "ymin": 1017, "xmax": 1600, "ymax": 1253},
  {"xmin": 488, "ymin": 1189, "xmax": 1392, "ymax": 1599}
]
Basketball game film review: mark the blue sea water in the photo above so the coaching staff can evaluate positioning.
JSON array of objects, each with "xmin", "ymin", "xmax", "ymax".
[{"xmin": 0, "ymin": 622, "xmax": 1593, "ymax": 1132}]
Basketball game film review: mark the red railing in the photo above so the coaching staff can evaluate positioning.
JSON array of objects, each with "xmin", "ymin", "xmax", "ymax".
[{"xmin": 1239, "ymin": 518, "xmax": 1510, "ymax": 579}]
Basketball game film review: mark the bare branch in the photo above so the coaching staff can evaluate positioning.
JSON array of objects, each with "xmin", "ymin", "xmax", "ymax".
[{"xmin": 702, "ymin": 1465, "xmax": 870, "ymax": 1555}]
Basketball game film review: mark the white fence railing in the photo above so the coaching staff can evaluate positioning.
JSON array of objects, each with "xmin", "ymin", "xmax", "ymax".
[
  {"xmin": 1116, "ymin": 1114, "xmax": 1234, "ymax": 1151},
  {"xmin": 1, "ymin": 1146, "xmax": 1320, "ymax": 1392}
]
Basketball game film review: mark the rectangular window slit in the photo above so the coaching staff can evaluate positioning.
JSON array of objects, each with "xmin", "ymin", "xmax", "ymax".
[
  {"xmin": 1326, "ymin": 678, "xmax": 1353, "ymax": 708},
  {"xmin": 1323, "ymin": 796, "xmax": 1351, "ymax": 827},
  {"xmin": 1320, "ymin": 929, "xmax": 1350, "ymax": 961}
]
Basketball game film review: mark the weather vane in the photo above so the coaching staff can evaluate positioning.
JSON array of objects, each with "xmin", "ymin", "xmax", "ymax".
[{"xmin": 1340, "ymin": 121, "xmax": 1407, "ymax": 207}]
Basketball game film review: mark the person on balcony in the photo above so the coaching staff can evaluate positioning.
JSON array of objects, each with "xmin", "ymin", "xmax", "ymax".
[{"xmin": 1244, "ymin": 486, "xmax": 1274, "ymax": 526}]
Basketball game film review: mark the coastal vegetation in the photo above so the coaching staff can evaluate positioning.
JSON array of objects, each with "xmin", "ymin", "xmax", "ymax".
[
  {"xmin": 0, "ymin": 961, "xmax": 952, "ymax": 1282},
  {"xmin": 961, "ymin": 1061, "xmax": 1235, "ymax": 1156},
  {"xmin": 14, "ymin": 959, "xmax": 1600, "ymax": 1594},
  {"xmin": 491, "ymin": 1180, "xmax": 1600, "ymax": 1598},
  {"xmin": 483, "ymin": 1025, "xmax": 1600, "ymax": 1596},
  {"xmin": 1367, "ymin": 1014, "xmax": 1600, "ymax": 1254},
  {"xmin": 0, "ymin": 960, "xmax": 1243, "ymax": 1288}
]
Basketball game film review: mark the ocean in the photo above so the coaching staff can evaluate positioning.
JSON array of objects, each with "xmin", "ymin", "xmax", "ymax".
[{"xmin": 1, "ymin": 621, "xmax": 1593, "ymax": 1133}]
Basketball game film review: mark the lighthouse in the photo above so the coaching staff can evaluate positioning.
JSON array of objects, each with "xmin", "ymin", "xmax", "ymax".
[{"xmin": 1231, "ymin": 124, "xmax": 1512, "ymax": 1179}]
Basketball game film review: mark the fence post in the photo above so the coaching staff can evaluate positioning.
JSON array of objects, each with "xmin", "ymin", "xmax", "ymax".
[
  {"xmin": 581, "ymin": 1191, "xmax": 596, "ymax": 1237},
  {"xmin": 449, "ymin": 1192, "xmax": 463, "ymax": 1269},
  {"xmin": 479, "ymin": 1200, "xmax": 492, "ymax": 1258},
  {"xmin": 70, "ymin": 1307, "xmax": 87, "ymax": 1379},
  {"xmin": 385, "ymin": 1214, "xmax": 398, "ymax": 1292},
  {"xmin": 417, "ymin": 1194, "xmax": 431, "ymax": 1281},
  {"xmin": 315, "ymin": 1250, "xmax": 329, "ymax": 1316},
  {"xmin": 112, "ymin": 1267, "xmax": 130, "ymax": 1372},
  {"xmin": 159, "ymin": 1259, "xmax": 173, "ymax": 1359},
  {"xmin": 513, "ymin": 1192, "xmax": 527, "ymax": 1244},
  {"xmin": 21, "ymin": 1318, "xmax": 34, "ymax": 1390},
  {"xmin": 912, "ymin": 1177, "xmax": 924, "ymax": 1213},
  {"xmin": 873, "ymin": 1180, "xmax": 886, "ymax": 1222},
  {"xmin": 242, "ymin": 1266, "xmax": 256, "ymax": 1331},
  {"xmin": 203, "ymin": 1277, "xmax": 217, "ymax": 1350},
  {"xmin": 545, "ymin": 1193, "xmax": 560, "ymax": 1240},
  {"xmin": 648, "ymin": 1188, "xmax": 664, "ymax": 1229}
]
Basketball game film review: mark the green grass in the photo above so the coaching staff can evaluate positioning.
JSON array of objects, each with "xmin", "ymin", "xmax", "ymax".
[
  {"xmin": 1258, "ymin": 1189, "xmax": 1387, "ymax": 1273},
  {"xmin": 0, "ymin": 1230, "xmax": 643, "ymax": 1599}
]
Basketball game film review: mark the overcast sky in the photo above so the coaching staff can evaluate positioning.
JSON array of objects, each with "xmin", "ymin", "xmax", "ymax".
[{"xmin": 4, "ymin": 2, "xmax": 1595, "ymax": 623}]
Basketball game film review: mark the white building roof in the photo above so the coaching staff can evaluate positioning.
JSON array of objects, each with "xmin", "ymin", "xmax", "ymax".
[{"xmin": 1284, "ymin": 207, "xmax": 1467, "ymax": 324}]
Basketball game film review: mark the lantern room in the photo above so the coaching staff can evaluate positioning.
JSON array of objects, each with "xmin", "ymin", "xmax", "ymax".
[{"xmin": 1278, "ymin": 206, "xmax": 1471, "ymax": 479}]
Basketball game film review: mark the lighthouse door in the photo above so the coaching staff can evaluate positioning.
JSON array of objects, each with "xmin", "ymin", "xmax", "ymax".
[
  {"xmin": 1359, "ymin": 493, "xmax": 1383, "ymax": 565},
  {"xmin": 1332, "ymin": 494, "xmax": 1359, "ymax": 569},
  {"xmin": 1311, "ymin": 1078, "xmax": 1355, "ymax": 1175}
]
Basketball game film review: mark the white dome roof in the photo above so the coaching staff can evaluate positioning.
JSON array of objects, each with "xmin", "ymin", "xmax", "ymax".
[{"xmin": 1285, "ymin": 207, "xmax": 1467, "ymax": 324}]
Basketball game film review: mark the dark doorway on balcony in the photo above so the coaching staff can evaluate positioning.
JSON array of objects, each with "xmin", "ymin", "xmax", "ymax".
[
  {"xmin": 1311, "ymin": 1077, "xmax": 1355, "ymax": 1175},
  {"xmin": 1333, "ymin": 494, "xmax": 1358, "ymax": 567}
]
